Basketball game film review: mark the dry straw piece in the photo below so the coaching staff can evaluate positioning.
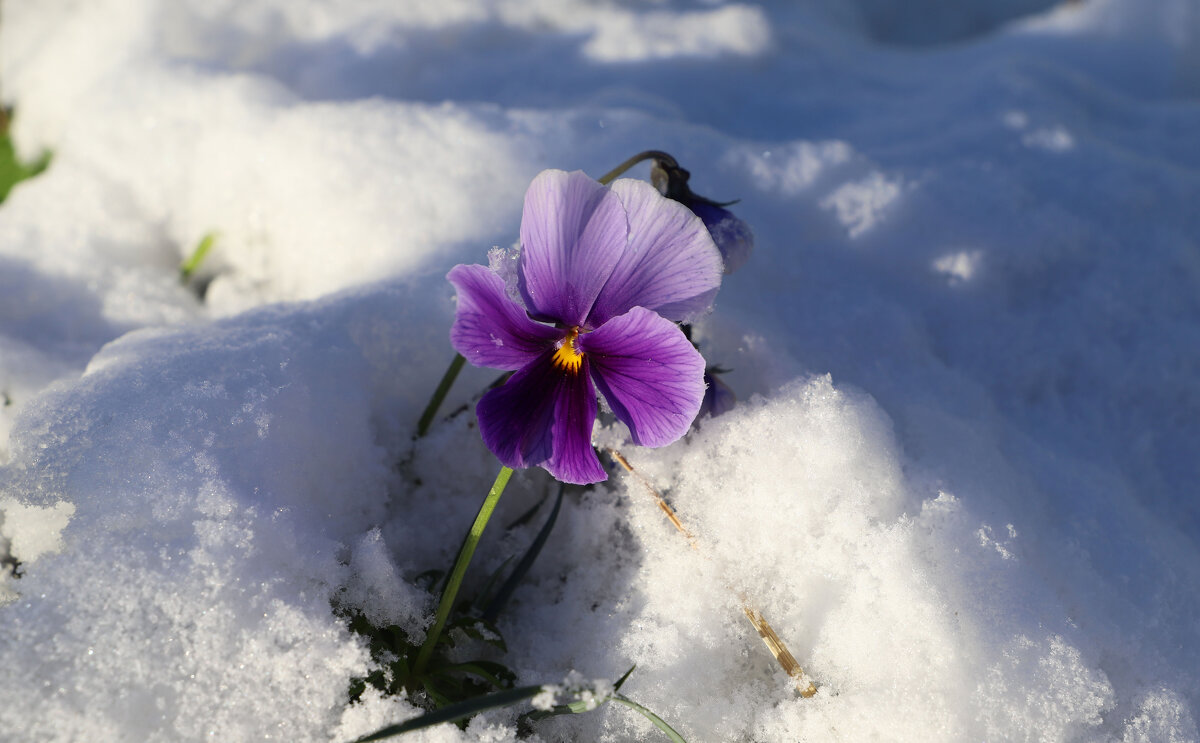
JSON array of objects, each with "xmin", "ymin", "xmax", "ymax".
[{"xmin": 608, "ymin": 449, "xmax": 818, "ymax": 698}]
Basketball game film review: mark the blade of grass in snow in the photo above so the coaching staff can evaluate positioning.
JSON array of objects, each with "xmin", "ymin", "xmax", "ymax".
[
  {"xmin": 483, "ymin": 483, "xmax": 565, "ymax": 622},
  {"xmin": 612, "ymin": 664, "xmax": 636, "ymax": 692},
  {"xmin": 180, "ymin": 232, "xmax": 217, "ymax": 282},
  {"xmin": 435, "ymin": 661, "xmax": 516, "ymax": 690},
  {"xmin": 352, "ymin": 685, "xmax": 546, "ymax": 742},
  {"xmin": 416, "ymin": 354, "xmax": 465, "ymax": 436},
  {"xmin": 471, "ymin": 555, "xmax": 515, "ymax": 613},
  {"xmin": 412, "ymin": 466, "xmax": 513, "ymax": 677},
  {"xmin": 611, "ymin": 694, "xmax": 689, "ymax": 743},
  {"xmin": 518, "ymin": 668, "xmax": 688, "ymax": 743}
]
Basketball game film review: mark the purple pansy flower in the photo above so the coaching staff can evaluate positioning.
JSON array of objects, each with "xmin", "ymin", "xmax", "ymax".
[{"xmin": 448, "ymin": 169, "xmax": 723, "ymax": 484}]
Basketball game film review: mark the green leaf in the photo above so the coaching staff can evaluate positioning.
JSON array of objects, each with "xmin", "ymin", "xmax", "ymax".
[
  {"xmin": 611, "ymin": 694, "xmax": 689, "ymax": 743},
  {"xmin": 351, "ymin": 685, "xmax": 545, "ymax": 742},
  {"xmin": 348, "ymin": 676, "xmax": 368, "ymax": 704},
  {"xmin": 421, "ymin": 678, "xmax": 455, "ymax": 709},
  {"xmin": 0, "ymin": 121, "xmax": 52, "ymax": 204},
  {"xmin": 447, "ymin": 616, "xmax": 507, "ymax": 653},
  {"xmin": 433, "ymin": 660, "xmax": 516, "ymax": 691}
]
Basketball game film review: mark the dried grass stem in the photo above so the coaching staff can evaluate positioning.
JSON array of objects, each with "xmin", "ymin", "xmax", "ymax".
[{"xmin": 608, "ymin": 448, "xmax": 817, "ymax": 698}]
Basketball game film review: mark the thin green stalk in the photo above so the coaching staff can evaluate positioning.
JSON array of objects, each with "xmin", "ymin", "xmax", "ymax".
[
  {"xmin": 596, "ymin": 149, "xmax": 677, "ymax": 185},
  {"xmin": 412, "ymin": 465, "xmax": 514, "ymax": 678},
  {"xmin": 417, "ymin": 353, "xmax": 466, "ymax": 436}
]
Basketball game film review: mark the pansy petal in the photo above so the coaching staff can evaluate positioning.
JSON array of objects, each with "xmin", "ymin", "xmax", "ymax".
[
  {"xmin": 544, "ymin": 356, "xmax": 606, "ymax": 484},
  {"xmin": 448, "ymin": 264, "xmax": 560, "ymax": 370},
  {"xmin": 476, "ymin": 351, "xmax": 560, "ymax": 470},
  {"xmin": 518, "ymin": 169, "xmax": 628, "ymax": 327},
  {"xmin": 692, "ymin": 201, "xmax": 754, "ymax": 275},
  {"xmin": 698, "ymin": 370, "xmax": 737, "ymax": 419},
  {"xmin": 476, "ymin": 350, "xmax": 605, "ymax": 484},
  {"xmin": 587, "ymin": 178, "xmax": 723, "ymax": 327},
  {"xmin": 579, "ymin": 306, "xmax": 706, "ymax": 447}
]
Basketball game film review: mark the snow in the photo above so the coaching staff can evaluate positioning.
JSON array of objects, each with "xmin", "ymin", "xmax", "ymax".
[{"xmin": 2, "ymin": 0, "xmax": 1199, "ymax": 740}]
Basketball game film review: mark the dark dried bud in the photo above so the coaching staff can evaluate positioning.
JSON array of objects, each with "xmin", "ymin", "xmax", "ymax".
[{"xmin": 651, "ymin": 157, "xmax": 753, "ymax": 274}]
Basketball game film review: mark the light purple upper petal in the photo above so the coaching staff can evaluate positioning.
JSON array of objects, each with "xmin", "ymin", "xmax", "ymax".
[
  {"xmin": 580, "ymin": 306, "xmax": 706, "ymax": 448},
  {"xmin": 586, "ymin": 178, "xmax": 723, "ymax": 327},
  {"xmin": 518, "ymin": 170, "xmax": 629, "ymax": 328},
  {"xmin": 448, "ymin": 264, "xmax": 561, "ymax": 370},
  {"xmin": 476, "ymin": 350, "xmax": 606, "ymax": 484}
]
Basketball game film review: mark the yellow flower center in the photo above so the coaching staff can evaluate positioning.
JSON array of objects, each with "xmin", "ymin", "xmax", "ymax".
[{"xmin": 551, "ymin": 326, "xmax": 584, "ymax": 373}]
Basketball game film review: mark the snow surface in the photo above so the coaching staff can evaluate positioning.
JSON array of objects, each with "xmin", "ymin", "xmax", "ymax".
[{"xmin": 2, "ymin": 0, "xmax": 1200, "ymax": 740}]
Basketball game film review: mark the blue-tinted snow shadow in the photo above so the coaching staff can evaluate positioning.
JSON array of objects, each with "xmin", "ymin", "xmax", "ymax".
[{"xmin": 0, "ymin": 255, "xmax": 130, "ymax": 360}]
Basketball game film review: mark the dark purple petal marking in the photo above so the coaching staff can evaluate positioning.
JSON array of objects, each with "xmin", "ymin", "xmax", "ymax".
[
  {"xmin": 476, "ymin": 350, "xmax": 562, "ymax": 471},
  {"xmin": 448, "ymin": 264, "xmax": 561, "ymax": 370},
  {"xmin": 586, "ymin": 178, "xmax": 723, "ymax": 327},
  {"xmin": 544, "ymin": 356, "xmax": 606, "ymax": 484},
  {"xmin": 580, "ymin": 306, "xmax": 706, "ymax": 448},
  {"xmin": 476, "ymin": 350, "xmax": 606, "ymax": 484},
  {"xmin": 518, "ymin": 170, "xmax": 629, "ymax": 327}
]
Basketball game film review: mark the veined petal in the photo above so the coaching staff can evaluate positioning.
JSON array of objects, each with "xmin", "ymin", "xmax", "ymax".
[
  {"xmin": 449, "ymin": 264, "xmax": 561, "ymax": 370},
  {"xmin": 518, "ymin": 169, "xmax": 628, "ymax": 327},
  {"xmin": 587, "ymin": 178, "xmax": 723, "ymax": 327},
  {"xmin": 476, "ymin": 350, "xmax": 606, "ymax": 484},
  {"xmin": 544, "ymin": 356, "xmax": 606, "ymax": 484},
  {"xmin": 580, "ymin": 306, "xmax": 706, "ymax": 448}
]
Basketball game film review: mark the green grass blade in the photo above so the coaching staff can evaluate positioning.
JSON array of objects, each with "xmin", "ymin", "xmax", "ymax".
[
  {"xmin": 435, "ymin": 660, "xmax": 516, "ymax": 690},
  {"xmin": 471, "ymin": 556, "xmax": 515, "ymax": 613},
  {"xmin": 412, "ymin": 465, "xmax": 513, "ymax": 677},
  {"xmin": 180, "ymin": 232, "xmax": 217, "ymax": 281},
  {"xmin": 612, "ymin": 664, "xmax": 636, "ymax": 693},
  {"xmin": 483, "ymin": 482, "xmax": 564, "ymax": 622},
  {"xmin": 611, "ymin": 694, "xmax": 688, "ymax": 743},
  {"xmin": 504, "ymin": 493, "xmax": 549, "ymax": 530},
  {"xmin": 351, "ymin": 685, "xmax": 545, "ymax": 742},
  {"xmin": 416, "ymin": 353, "xmax": 465, "ymax": 436}
]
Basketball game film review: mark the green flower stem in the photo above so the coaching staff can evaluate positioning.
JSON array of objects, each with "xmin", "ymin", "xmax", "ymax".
[
  {"xmin": 412, "ymin": 465, "xmax": 514, "ymax": 679},
  {"xmin": 417, "ymin": 352, "xmax": 466, "ymax": 437},
  {"xmin": 595, "ymin": 149, "xmax": 677, "ymax": 185}
]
